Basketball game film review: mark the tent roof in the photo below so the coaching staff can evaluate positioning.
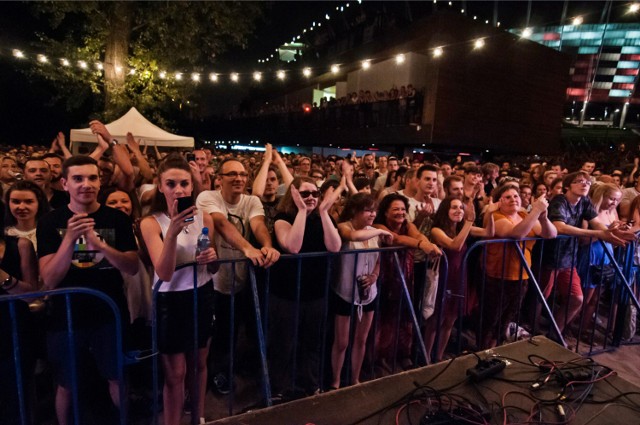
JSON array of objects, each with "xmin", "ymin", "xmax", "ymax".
[{"xmin": 70, "ymin": 107, "xmax": 194, "ymax": 148}]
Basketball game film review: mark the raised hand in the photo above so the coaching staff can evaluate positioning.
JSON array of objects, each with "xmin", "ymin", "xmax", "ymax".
[
  {"xmin": 89, "ymin": 120, "xmax": 112, "ymax": 142},
  {"xmin": 65, "ymin": 214, "xmax": 95, "ymax": 243},
  {"xmin": 291, "ymin": 186, "xmax": 308, "ymax": 212},
  {"xmin": 126, "ymin": 132, "xmax": 141, "ymax": 152}
]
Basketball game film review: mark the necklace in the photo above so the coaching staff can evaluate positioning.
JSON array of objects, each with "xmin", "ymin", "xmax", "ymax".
[{"xmin": 164, "ymin": 212, "xmax": 190, "ymax": 233}]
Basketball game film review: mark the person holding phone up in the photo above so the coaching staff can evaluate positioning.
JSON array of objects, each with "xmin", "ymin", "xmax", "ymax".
[{"xmin": 140, "ymin": 153, "xmax": 218, "ymax": 425}]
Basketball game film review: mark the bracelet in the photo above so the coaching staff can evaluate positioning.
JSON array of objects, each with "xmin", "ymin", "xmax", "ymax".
[{"xmin": 110, "ymin": 139, "xmax": 118, "ymax": 147}]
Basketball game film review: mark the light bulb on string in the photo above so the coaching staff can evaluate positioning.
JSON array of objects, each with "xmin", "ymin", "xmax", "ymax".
[
  {"xmin": 303, "ymin": 67, "xmax": 311, "ymax": 77},
  {"xmin": 191, "ymin": 73, "xmax": 200, "ymax": 82},
  {"xmin": 395, "ymin": 54, "xmax": 405, "ymax": 64},
  {"xmin": 474, "ymin": 38, "xmax": 485, "ymax": 49},
  {"xmin": 12, "ymin": 49, "xmax": 24, "ymax": 59},
  {"xmin": 78, "ymin": 61, "xmax": 87, "ymax": 69},
  {"xmin": 433, "ymin": 47, "xmax": 443, "ymax": 57},
  {"xmin": 159, "ymin": 71, "xmax": 167, "ymax": 79},
  {"xmin": 253, "ymin": 72, "xmax": 262, "ymax": 81},
  {"xmin": 37, "ymin": 54, "xmax": 48, "ymax": 63},
  {"xmin": 362, "ymin": 59, "xmax": 371, "ymax": 70},
  {"xmin": 209, "ymin": 73, "xmax": 218, "ymax": 82},
  {"xmin": 331, "ymin": 64, "xmax": 340, "ymax": 73},
  {"xmin": 175, "ymin": 72, "xmax": 182, "ymax": 80},
  {"xmin": 277, "ymin": 70, "xmax": 286, "ymax": 80},
  {"xmin": 231, "ymin": 73, "xmax": 239, "ymax": 82}
]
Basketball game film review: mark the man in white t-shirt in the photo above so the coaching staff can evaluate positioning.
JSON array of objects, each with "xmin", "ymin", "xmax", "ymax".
[{"xmin": 196, "ymin": 157, "xmax": 280, "ymax": 394}]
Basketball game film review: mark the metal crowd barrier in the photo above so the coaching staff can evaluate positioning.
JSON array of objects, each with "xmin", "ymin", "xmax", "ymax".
[
  {"xmin": 447, "ymin": 236, "xmax": 640, "ymax": 359},
  {"xmin": 0, "ymin": 287, "xmax": 128, "ymax": 425},
  {"xmin": 4, "ymin": 238, "xmax": 638, "ymax": 424}
]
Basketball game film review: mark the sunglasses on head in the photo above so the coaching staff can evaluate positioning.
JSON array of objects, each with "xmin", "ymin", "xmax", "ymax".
[{"xmin": 299, "ymin": 190, "xmax": 321, "ymax": 198}]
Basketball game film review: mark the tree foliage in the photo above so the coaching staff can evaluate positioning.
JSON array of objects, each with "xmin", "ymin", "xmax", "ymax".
[{"xmin": 28, "ymin": 1, "xmax": 263, "ymax": 125}]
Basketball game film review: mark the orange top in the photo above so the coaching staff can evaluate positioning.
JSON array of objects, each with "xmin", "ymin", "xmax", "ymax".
[{"xmin": 485, "ymin": 210, "xmax": 536, "ymax": 280}]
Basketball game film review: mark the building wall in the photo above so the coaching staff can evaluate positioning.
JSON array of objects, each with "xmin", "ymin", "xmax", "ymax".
[
  {"xmin": 344, "ymin": 52, "xmax": 428, "ymax": 93},
  {"xmin": 429, "ymin": 30, "xmax": 570, "ymax": 154}
]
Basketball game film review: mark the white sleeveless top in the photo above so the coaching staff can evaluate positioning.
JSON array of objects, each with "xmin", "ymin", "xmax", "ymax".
[{"xmin": 152, "ymin": 211, "xmax": 213, "ymax": 292}]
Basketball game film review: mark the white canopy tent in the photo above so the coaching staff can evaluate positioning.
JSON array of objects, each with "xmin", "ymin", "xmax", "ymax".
[{"xmin": 70, "ymin": 107, "xmax": 194, "ymax": 153}]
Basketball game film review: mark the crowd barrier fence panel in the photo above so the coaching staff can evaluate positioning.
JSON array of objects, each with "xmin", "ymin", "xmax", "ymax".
[{"xmin": 0, "ymin": 287, "xmax": 128, "ymax": 425}]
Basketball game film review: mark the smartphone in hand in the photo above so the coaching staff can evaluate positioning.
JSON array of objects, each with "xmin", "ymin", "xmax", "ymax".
[{"xmin": 177, "ymin": 196, "xmax": 195, "ymax": 222}]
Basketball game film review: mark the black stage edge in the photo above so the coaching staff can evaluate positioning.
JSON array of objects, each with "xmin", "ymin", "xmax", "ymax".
[{"xmin": 210, "ymin": 336, "xmax": 640, "ymax": 425}]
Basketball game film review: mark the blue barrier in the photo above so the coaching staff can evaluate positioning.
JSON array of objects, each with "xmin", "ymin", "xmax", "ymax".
[{"xmin": 0, "ymin": 287, "xmax": 128, "ymax": 425}]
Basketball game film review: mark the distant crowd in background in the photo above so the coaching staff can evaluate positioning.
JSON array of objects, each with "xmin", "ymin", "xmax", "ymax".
[
  {"xmin": 232, "ymin": 84, "xmax": 424, "ymax": 128},
  {"xmin": 2, "ymin": 127, "xmax": 640, "ymax": 424}
]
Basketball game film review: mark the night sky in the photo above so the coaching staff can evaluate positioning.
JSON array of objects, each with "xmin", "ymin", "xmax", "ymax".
[{"xmin": 0, "ymin": 1, "xmax": 630, "ymax": 146}]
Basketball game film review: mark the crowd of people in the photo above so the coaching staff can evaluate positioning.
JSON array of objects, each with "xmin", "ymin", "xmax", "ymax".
[
  {"xmin": 1, "ymin": 127, "xmax": 640, "ymax": 424},
  {"xmin": 232, "ymin": 84, "xmax": 424, "ymax": 129}
]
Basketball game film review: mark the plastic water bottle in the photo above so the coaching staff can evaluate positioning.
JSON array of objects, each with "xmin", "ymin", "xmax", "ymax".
[{"xmin": 196, "ymin": 227, "xmax": 210, "ymax": 256}]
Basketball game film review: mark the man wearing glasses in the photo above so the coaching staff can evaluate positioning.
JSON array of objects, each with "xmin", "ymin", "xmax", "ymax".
[
  {"xmin": 540, "ymin": 171, "xmax": 633, "ymax": 338},
  {"xmin": 196, "ymin": 157, "xmax": 280, "ymax": 394}
]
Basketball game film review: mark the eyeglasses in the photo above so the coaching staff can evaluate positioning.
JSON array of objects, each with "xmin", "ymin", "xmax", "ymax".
[
  {"xmin": 219, "ymin": 171, "xmax": 249, "ymax": 178},
  {"xmin": 311, "ymin": 174, "xmax": 324, "ymax": 179},
  {"xmin": 571, "ymin": 179, "xmax": 592, "ymax": 185},
  {"xmin": 299, "ymin": 190, "xmax": 321, "ymax": 198}
]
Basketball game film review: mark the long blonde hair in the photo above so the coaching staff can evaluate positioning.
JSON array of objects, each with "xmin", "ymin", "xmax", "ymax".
[{"xmin": 589, "ymin": 182, "xmax": 621, "ymax": 212}]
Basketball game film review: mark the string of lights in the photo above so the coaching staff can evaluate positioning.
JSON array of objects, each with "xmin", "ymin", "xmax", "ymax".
[{"xmin": 2, "ymin": 1, "xmax": 639, "ymax": 87}]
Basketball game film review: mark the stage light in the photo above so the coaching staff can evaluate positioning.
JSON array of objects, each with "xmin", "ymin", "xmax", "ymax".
[
  {"xmin": 277, "ymin": 70, "xmax": 286, "ymax": 80},
  {"xmin": 395, "ymin": 54, "xmax": 406, "ymax": 64},
  {"xmin": 331, "ymin": 64, "xmax": 340, "ymax": 73},
  {"xmin": 474, "ymin": 39, "xmax": 485, "ymax": 49},
  {"xmin": 231, "ymin": 73, "xmax": 239, "ymax": 82},
  {"xmin": 303, "ymin": 67, "xmax": 311, "ymax": 77},
  {"xmin": 362, "ymin": 59, "xmax": 371, "ymax": 70},
  {"xmin": 433, "ymin": 47, "xmax": 443, "ymax": 57}
]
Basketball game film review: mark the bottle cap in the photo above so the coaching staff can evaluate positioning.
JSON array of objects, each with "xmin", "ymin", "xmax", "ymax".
[{"xmin": 201, "ymin": 227, "xmax": 209, "ymax": 235}]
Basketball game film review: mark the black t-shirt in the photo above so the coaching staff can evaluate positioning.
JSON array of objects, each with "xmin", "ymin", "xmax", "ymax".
[
  {"xmin": 0, "ymin": 236, "xmax": 33, "ymax": 360},
  {"xmin": 48, "ymin": 189, "xmax": 70, "ymax": 210},
  {"xmin": 37, "ymin": 204, "xmax": 137, "ymax": 330},
  {"xmin": 544, "ymin": 195, "xmax": 598, "ymax": 269},
  {"xmin": 270, "ymin": 211, "xmax": 336, "ymax": 301}
]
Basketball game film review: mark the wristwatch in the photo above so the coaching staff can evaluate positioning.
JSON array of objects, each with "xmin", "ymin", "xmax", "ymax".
[{"xmin": 110, "ymin": 139, "xmax": 118, "ymax": 147}]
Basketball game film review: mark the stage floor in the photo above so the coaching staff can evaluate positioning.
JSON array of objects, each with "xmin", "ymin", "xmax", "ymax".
[{"xmin": 209, "ymin": 336, "xmax": 640, "ymax": 425}]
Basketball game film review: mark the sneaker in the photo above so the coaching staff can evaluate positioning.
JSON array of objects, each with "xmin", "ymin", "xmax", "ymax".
[{"xmin": 213, "ymin": 373, "xmax": 231, "ymax": 395}]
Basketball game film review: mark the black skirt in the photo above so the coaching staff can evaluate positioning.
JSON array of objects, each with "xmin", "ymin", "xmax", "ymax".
[{"xmin": 156, "ymin": 280, "xmax": 214, "ymax": 354}]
